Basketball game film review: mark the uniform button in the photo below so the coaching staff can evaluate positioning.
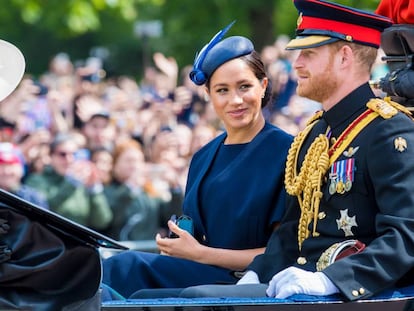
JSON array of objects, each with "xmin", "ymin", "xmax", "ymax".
[
  {"xmin": 202, "ymin": 235, "xmax": 206, "ymax": 241},
  {"xmin": 297, "ymin": 257, "xmax": 307, "ymax": 265},
  {"xmin": 318, "ymin": 212, "xmax": 326, "ymax": 220},
  {"xmin": 359, "ymin": 288, "xmax": 365, "ymax": 295},
  {"xmin": 352, "ymin": 290, "xmax": 359, "ymax": 297}
]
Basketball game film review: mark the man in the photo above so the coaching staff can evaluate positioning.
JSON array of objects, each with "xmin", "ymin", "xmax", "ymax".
[
  {"xmin": 0, "ymin": 142, "xmax": 48, "ymax": 208},
  {"xmin": 24, "ymin": 133, "xmax": 113, "ymax": 231},
  {"xmin": 179, "ymin": 0, "xmax": 414, "ymax": 301},
  {"xmin": 82, "ymin": 110, "xmax": 116, "ymax": 152}
]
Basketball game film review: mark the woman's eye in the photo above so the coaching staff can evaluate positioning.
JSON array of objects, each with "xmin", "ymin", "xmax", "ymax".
[
  {"xmin": 240, "ymin": 84, "xmax": 252, "ymax": 90},
  {"xmin": 216, "ymin": 88, "xmax": 228, "ymax": 94}
]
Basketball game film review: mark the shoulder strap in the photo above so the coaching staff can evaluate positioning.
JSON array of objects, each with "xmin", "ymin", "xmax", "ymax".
[{"xmin": 367, "ymin": 96, "xmax": 414, "ymax": 118}]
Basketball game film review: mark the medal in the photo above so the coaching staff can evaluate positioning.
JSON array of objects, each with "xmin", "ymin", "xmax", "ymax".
[
  {"xmin": 344, "ymin": 158, "xmax": 355, "ymax": 192},
  {"xmin": 336, "ymin": 180, "xmax": 345, "ymax": 194},
  {"xmin": 328, "ymin": 163, "xmax": 338, "ymax": 195},
  {"xmin": 336, "ymin": 209, "xmax": 358, "ymax": 237},
  {"xmin": 336, "ymin": 160, "xmax": 346, "ymax": 194},
  {"xmin": 330, "ymin": 159, "xmax": 355, "ymax": 194},
  {"xmin": 329, "ymin": 181, "xmax": 337, "ymax": 194},
  {"xmin": 345, "ymin": 179, "xmax": 352, "ymax": 192}
]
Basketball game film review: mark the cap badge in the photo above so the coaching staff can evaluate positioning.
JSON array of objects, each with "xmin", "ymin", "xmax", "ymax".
[
  {"xmin": 336, "ymin": 209, "xmax": 357, "ymax": 237},
  {"xmin": 394, "ymin": 137, "xmax": 407, "ymax": 152}
]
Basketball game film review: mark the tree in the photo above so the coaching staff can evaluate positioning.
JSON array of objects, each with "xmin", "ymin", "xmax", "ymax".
[{"xmin": 0, "ymin": 0, "xmax": 380, "ymax": 78}]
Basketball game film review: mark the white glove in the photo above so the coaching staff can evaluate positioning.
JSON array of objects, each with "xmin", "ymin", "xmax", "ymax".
[
  {"xmin": 236, "ymin": 270, "xmax": 260, "ymax": 285},
  {"xmin": 266, "ymin": 266, "xmax": 339, "ymax": 298}
]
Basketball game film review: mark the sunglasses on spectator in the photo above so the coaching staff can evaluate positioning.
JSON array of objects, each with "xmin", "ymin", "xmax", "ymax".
[{"xmin": 54, "ymin": 151, "xmax": 75, "ymax": 158}]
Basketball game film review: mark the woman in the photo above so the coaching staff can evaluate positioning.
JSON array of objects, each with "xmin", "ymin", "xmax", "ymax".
[
  {"xmin": 103, "ymin": 139, "xmax": 182, "ymax": 241},
  {"xmin": 101, "ymin": 22, "xmax": 293, "ymax": 299}
]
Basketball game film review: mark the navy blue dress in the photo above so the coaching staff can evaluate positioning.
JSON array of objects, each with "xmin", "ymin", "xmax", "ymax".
[{"xmin": 102, "ymin": 122, "xmax": 293, "ymax": 298}]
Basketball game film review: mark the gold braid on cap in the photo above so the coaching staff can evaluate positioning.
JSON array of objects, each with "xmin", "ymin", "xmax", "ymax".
[{"xmin": 284, "ymin": 112, "xmax": 330, "ymax": 250}]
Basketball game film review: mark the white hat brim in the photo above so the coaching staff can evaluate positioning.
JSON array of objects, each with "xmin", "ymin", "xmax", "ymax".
[{"xmin": 0, "ymin": 39, "xmax": 25, "ymax": 102}]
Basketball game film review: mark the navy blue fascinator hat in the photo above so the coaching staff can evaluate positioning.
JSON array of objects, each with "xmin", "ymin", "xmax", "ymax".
[{"xmin": 189, "ymin": 21, "xmax": 254, "ymax": 85}]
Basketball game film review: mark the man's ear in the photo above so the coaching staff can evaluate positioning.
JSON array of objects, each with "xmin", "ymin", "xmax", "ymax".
[{"xmin": 339, "ymin": 45, "xmax": 354, "ymax": 67}]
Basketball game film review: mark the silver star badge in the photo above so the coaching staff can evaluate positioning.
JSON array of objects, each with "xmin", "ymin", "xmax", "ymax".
[{"xmin": 336, "ymin": 209, "xmax": 357, "ymax": 237}]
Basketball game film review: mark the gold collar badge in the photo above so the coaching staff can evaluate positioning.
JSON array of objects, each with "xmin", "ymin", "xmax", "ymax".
[{"xmin": 394, "ymin": 137, "xmax": 407, "ymax": 152}]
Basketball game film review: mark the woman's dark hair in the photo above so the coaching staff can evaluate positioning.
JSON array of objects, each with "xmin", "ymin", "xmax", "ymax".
[{"xmin": 241, "ymin": 50, "xmax": 272, "ymax": 108}]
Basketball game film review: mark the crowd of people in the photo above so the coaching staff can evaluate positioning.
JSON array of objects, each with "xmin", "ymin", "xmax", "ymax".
[
  {"xmin": 3, "ymin": 0, "xmax": 414, "ymax": 306},
  {"xmin": 0, "ymin": 28, "xmax": 326, "ymax": 242}
]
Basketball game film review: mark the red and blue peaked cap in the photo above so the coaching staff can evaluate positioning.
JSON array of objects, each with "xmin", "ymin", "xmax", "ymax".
[{"xmin": 286, "ymin": 0, "xmax": 393, "ymax": 50}]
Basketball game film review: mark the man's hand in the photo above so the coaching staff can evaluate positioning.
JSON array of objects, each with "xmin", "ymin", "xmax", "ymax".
[{"xmin": 266, "ymin": 266, "xmax": 339, "ymax": 298}]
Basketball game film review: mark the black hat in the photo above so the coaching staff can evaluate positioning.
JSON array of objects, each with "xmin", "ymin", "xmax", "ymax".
[{"xmin": 286, "ymin": 0, "xmax": 393, "ymax": 50}]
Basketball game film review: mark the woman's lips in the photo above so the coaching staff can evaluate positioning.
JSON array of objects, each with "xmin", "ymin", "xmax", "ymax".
[{"xmin": 228, "ymin": 108, "xmax": 247, "ymax": 117}]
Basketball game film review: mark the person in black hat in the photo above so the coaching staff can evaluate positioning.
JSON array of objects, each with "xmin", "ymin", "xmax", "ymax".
[
  {"xmin": 175, "ymin": 0, "xmax": 414, "ymax": 302},
  {"xmin": 100, "ymin": 22, "xmax": 293, "ymax": 300}
]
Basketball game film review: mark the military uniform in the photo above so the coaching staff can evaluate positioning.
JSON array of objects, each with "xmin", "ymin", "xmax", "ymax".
[
  {"xmin": 249, "ymin": 83, "xmax": 414, "ymax": 300},
  {"xmin": 171, "ymin": 0, "xmax": 414, "ymax": 302}
]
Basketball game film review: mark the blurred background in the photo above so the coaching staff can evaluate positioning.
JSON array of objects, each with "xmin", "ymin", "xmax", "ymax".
[
  {"xmin": 1, "ymin": 0, "xmax": 380, "ymax": 80},
  {"xmin": 0, "ymin": 0, "xmax": 384, "ymax": 245}
]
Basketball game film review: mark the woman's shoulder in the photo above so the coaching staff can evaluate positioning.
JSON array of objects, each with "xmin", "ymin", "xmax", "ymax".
[
  {"xmin": 192, "ymin": 132, "xmax": 226, "ymax": 157},
  {"xmin": 262, "ymin": 122, "xmax": 294, "ymax": 145}
]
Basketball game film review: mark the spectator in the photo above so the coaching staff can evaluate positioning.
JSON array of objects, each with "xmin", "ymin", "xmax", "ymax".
[
  {"xmin": 0, "ymin": 142, "xmax": 48, "ymax": 209},
  {"xmin": 90, "ymin": 146, "xmax": 114, "ymax": 186},
  {"xmin": 103, "ymin": 139, "xmax": 181, "ymax": 241},
  {"xmin": 188, "ymin": 123, "xmax": 218, "ymax": 156},
  {"xmin": 81, "ymin": 109, "xmax": 116, "ymax": 152},
  {"xmin": 17, "ymin": 129, "xmax": 52, "ymax": 178},
  {"xmin": 23, "ymin": 133, "xmax": 113, "ymax": 231}
]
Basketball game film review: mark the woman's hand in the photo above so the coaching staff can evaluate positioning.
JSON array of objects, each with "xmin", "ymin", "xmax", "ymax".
[
  {"xmin": 156, "ymin": 220, "xmax": 203, "ymax": 261},
  {"xmin": 157, "ymin": 221, "xmax": 266, "ymax": 271}
]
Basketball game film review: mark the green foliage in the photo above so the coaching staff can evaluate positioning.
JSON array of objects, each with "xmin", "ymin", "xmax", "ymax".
[{"xmin": 1, "ymin": 0, "xmax": 381, "ymax": 78}]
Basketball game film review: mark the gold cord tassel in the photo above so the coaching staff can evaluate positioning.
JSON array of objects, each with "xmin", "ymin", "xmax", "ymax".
[{"xmin": 285, "ymin": 124, "xmax": 330, "ymax": 249}]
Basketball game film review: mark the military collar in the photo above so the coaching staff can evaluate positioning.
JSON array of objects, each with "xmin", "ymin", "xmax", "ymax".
[{"xmin": 322, "ymin": 83, "xmax": 376, "ymax": 130}]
